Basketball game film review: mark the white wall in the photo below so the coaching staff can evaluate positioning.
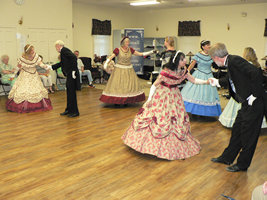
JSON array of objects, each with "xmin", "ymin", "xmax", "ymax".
[
  {"xmin": 134, "ymin": 3, "xmax": 267, "ymax": 65},
  {"xmin": 1, "ymin": 1, "xmax": 266, "ymax": 65},
  {"xmin": 0, "ymin": 0, "xmax": 73, "ymax": 64},
  {"xmin": 72, "ymin": 2, "xmax": 139, "ymax": 58}
]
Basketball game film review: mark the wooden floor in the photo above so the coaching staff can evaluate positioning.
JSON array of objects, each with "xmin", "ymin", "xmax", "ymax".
[{"xmin": 0, "ymin": 88, "xmax": 266, "ymax": 200}]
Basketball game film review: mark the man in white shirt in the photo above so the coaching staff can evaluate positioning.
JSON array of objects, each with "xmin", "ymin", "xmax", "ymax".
[{"xmin": 74, "ymin": 50, "xmax": 95, "ymax": 88}]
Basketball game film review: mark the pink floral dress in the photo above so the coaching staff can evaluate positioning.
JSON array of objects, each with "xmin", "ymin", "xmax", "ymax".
[{"xmin": 122, "ymin": 69, "xmax": 201, "ymax": 160}]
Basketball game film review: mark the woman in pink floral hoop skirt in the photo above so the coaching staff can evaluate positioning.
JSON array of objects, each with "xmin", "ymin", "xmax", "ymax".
[{"xmin": 122, "ymin": 51, "xmax": 209, "ymax": 160}]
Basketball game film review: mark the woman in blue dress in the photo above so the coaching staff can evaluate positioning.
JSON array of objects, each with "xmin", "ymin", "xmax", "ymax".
[{"xmin": 181, "ymin": 40, "xmax": 221, "ymax": 116}]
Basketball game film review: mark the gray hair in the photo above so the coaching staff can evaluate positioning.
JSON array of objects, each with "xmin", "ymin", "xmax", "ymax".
[
  {"xmin": 54, "ymin": 40, "xmax": 65, "ymax": 46},
  {"xmin": 1, "ymin": 54, "xmax": 9, "ymax": 62},
  {"xmin": 208, "ymin": 43, "xmax": 228, "ymax": 58}
]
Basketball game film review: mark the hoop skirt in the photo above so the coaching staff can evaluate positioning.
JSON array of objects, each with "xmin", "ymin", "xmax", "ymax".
[
  {"xmin": 181, "ymin": 52, "xmax": 221, "ymax": 116},
  {"xmin": 6, "ymin": 54, "xmax": 52, "ymax": 113},
  {"xmin": 100, "ymin": 65, "xmax": 145, "ymax": 104},
  {"xmin": 122, "ymin": 69, "xmax": 201, "ymax": 160},
  {"xmin": 100, "ymin": 47, "xmax": 145, "ymax": 104},
  {"xmin": 219, "ymin": 97, "xmax": 267, "ymax": 128}
]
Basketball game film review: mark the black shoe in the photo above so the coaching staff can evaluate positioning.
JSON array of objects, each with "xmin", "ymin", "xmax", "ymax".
[
  {"xmin": 67, "ymin": 113, "xmax": 80, "ymax": 118},
  {"xmin": 60, "ymin": 111, "xmax": 69, "ymax": 116},
  {"xmin": 211, "ymin": 156, "xmax": 231, "ymax": 165},
  {"xmin": 226, "ymin": 164, "xmax": 247, "ymax": 172}
]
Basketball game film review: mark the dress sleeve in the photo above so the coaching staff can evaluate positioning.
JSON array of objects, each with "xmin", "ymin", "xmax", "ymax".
[
  {"xmin": 38, "ymin": 62, "xmax": 48, "ymax": 69},
  {"xmin": 130, "ymin": 47, "xmax": 135, "ymax": 54},
  {"xmin": 192, "ymin": 54, "xmax": 200, "ymax": 62},
  {"xmin": 113, "ymin": 48, "xmax": 119, "ymax": 56}
]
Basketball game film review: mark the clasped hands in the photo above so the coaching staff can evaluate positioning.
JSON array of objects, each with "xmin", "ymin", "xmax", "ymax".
[
  {"xmin": 45, "ymin": 65, "xmax": 76, "ymax": 79},
  {"xmin": 208, "ymin": 78, "xmax": 256, "ymax": 106}
]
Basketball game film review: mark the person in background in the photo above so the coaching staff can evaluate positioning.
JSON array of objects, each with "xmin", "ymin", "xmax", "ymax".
[
  {"xmin": 73, "ymin": 50, "xmax": 95, "ymax": 88},
  {"xmin": 100, "ymin": 37, "xmax": 156, "ymax": 105},
  {"xmin": 159, "ymin": 36, "xmax": 176, "ymax": 71},
  {"xmin": 36, "ymin": 55, "xmax": 54, "ymax": 93},
  {"xmin": 181, "ymin": 40, "xmax": 222, "ymax": 118},
  {"xmin": 56, "ymin": 55, "xmax": 66, "ymax": 79},
  {"xmin": 0, "ymin": 55, "xmax": 17, "ymax": 87},
  {"xmin": 93, "ymin": 54, "xmax": 101, "ymax": 63}
]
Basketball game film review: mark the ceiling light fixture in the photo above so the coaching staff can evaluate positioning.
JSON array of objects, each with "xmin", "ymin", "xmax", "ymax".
[{"xmin": 130, "ymin": 0, "xmax": 160, "ymax": 6}]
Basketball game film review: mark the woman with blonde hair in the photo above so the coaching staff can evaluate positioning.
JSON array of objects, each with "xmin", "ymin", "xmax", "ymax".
[
  {"xmin": 219, "ymin": 47, "xmax": 266, "ymax": 128},
  {"xmin": 243, "ymin": 47, "xmax": 261, "ymax": 68},
  {"xmin": 6, "ymin": 44, "xmax": 53, "ymax": 113},
  {"xmin": 159, "ymin": 36, "xmax": 177, "ymax": 70}
]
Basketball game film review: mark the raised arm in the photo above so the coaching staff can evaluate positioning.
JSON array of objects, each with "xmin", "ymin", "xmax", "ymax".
[
  {"xmin": 133, "ymin": 51, "xmax": 144, "ymax": 57},
  {"xmin": 38, "ymin": 61, "xmax": 51, "ymax": 70},
  {"xmin": 134, "ymin": 49, "xmax": 157, "ymax": 57}
]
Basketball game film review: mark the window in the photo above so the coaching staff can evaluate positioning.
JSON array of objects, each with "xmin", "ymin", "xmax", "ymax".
[{"xmin": 93, "ymin": 35, "xmax": 111, "ymax": 57}]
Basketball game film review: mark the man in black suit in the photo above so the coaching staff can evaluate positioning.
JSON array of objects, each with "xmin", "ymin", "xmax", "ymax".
[
  {"xmin": 208, "ymin": 43, "xmax": 264, "ymax": 172},
  {"xmin": 263, "ymin": 68, "xmax": 267, "ymax": 120},
  {"xmin": 51, "ymin": 40, "xmax": 80, "ymax": 117}
]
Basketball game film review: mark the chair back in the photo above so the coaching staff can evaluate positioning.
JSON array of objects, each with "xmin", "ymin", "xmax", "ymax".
[{"xmin": 80, "ymin": 57, "xmax": 92, "ymax": 70}]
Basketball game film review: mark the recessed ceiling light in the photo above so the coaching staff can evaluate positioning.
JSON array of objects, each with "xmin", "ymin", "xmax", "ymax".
[{"xmin": 130, "ymin": 0, "xmax": 160, "ymax": 6}]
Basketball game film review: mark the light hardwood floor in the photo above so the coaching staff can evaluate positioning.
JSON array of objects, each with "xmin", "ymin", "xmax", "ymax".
[{"xmin": 0, "ymin": 88, "xmax": 266, "ymax": 200}]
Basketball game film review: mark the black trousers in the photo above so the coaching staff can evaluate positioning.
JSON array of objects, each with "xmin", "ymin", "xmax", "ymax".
[
  {"xmin": 65, "ymin": 74, "xmax": 79, "ymax": 114},
  {"xmin": 263, "ymin": 91, "xmax": 267, "ymax": 120},
  {"xmin": 221, "ymin": 98, "xmax": 264, "ymax": 169}
]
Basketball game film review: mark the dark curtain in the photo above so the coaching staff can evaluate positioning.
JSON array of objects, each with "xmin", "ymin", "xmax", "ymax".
[
  {"xmin": 178, "ymin": 20, "xmax": 201, "ymax": 36},
  {"xmin": 264, "ymin": 19, "xmax": 267, "ymax": 36},
  {"xmin": 92, "ymin": 19, "xmax": 111, "ymax": 35}
]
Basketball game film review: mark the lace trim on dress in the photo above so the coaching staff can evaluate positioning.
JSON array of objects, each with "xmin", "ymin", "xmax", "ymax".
[{"xmin": 18, "ymin": 54, "xmax": 41, "ymax": 69}]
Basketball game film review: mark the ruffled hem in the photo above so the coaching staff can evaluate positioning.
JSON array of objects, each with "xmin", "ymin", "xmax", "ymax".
[
  {"xmin": 122, "ymin": 125, "xmax": 201, "ymax": 160},
  {"xmin": 219, "ymin": 114, "xmax": 267, "ymax": 128},
  {"xmin": 6, "ymin": 98, "xmax": 53, "ymax": 113},
  {"xmin": 184, "ymin": 101, "xmax": 222, "ymax": 116},
  {"xmin": 100, "ymin": 93, "xmax": 145, "ymax": 104},
  {"xmin": 218, "ymin": 116, "xmax": 235, "ymax": 128}
]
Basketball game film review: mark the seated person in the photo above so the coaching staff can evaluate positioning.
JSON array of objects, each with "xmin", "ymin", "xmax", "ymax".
[
  {"xmin": 0, "ymin": 55, "xmax": 17, "ymax": 87},
  {"xmin": 55, "ymin": 55, "xmax": 66, "ymax": 78},
  {"xmin": 93, "ymin": 54, "xmax": 101, "ymax": 63},
  {"xmin": 74, "ymin": 50, "xmax": 95, "ymax": 88},
  {"xmin": 57, "ymin": 67, "xmax": 66, "ymax": 78},
  {"xmin": 36, "ymin": 55, "xmax": 54, "ymax": 93}
]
